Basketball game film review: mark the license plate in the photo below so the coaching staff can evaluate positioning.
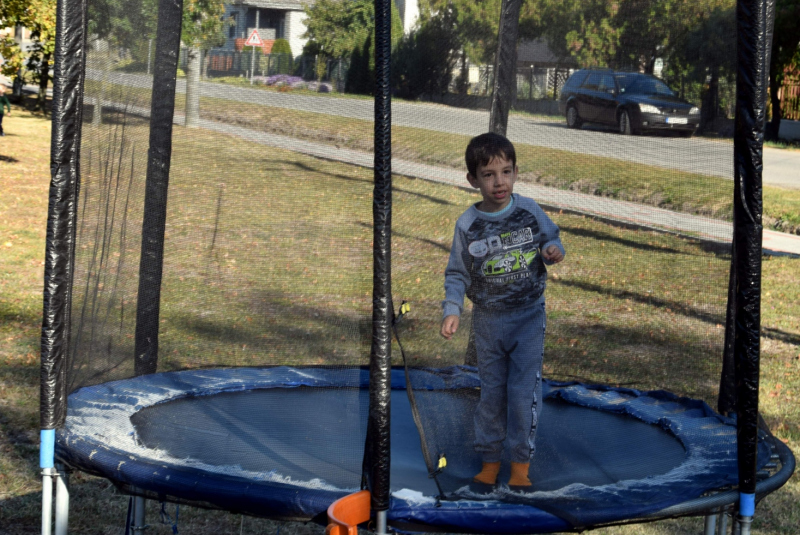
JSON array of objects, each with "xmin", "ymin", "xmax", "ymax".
[{"xmin": 666, "ymin": 117, "xmax": 688, "ymax": 125}]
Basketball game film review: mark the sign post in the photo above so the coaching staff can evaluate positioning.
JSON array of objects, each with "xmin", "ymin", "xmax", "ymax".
[{"xmin": 245, "ymin": 29, "xmax": 263, "ymax": 84}]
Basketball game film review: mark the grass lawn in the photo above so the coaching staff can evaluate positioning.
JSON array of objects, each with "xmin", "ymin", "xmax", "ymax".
[
  {"xmin": 0, "ymin": 105, "xmax": 798, "ymax": 534},
  {"xmin": 84, "ymin": 78, "xmax": 800, "ymax": 235}
]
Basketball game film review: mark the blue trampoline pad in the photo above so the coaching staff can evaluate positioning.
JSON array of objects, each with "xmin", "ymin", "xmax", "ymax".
[{"xmin": 56, "ymin": 366, "xmax": 771, "ymax": 533}]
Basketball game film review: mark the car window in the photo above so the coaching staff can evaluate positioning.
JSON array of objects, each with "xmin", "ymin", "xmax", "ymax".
[
  {"xmin": 581, "ymin": 73, "xmax": 602, "ymax": 91},
  {"xmin": 564, "ymin": 72, "xmax": 586, "ymax": 91},
  {"xmin": 615, "ymin": 74, "xmax": 635, "ymax": 93},
  {"xmin": 618, "ymin": 75, "xmax": 677, "ymax": 96},
  {"xmin": 599, "ymin": 74, "xmax": 615, "ymax": 92}
]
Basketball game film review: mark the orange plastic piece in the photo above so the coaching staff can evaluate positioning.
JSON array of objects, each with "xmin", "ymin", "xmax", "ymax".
[{"xmin": 326, "ymin": 490, "xmax": 371, "ymax": 535}]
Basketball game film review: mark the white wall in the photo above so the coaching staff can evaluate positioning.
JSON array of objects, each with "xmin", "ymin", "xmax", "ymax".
[
  {"xmin": 395, "ymin": 0, "xmax": 419, "ymax": 34},
  {"xmin": 285, "ymin": 10, "xmax": 308, "ymax": 58}
]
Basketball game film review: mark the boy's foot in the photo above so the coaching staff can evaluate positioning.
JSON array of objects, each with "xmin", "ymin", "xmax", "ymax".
[
  {"xmin": 508, "ymin": 462, "xmax": 532, "ymax": 492},
  {"xmin": 470, "ymin": 461, "xmax": 500, "ymax": 493}
]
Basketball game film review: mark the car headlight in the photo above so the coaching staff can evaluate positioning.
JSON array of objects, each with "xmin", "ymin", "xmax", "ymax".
[
  {"xmin": 689, "ymin": 106, "xmax": 700, "ymax": 115},
  {"xmin": 639, "ymin": 104, "xmax": 661, "ymax": 114}
]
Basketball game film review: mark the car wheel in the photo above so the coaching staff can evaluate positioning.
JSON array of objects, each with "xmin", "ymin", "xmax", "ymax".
[
  {"xmin": 566, "ymin": 106, "xmax": 582, "ymax": 128},
  {"xmin": 618, "ymin": 110, "xmax": 634, "ymax": 135}
]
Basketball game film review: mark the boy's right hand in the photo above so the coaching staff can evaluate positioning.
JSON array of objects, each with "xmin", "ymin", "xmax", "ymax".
[{"xmin": 441, "ymin": 315, "xmax": 460, "ymax": 340}]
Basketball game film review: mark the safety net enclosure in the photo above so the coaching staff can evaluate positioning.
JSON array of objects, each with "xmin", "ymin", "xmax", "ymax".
[{"xmin": 41, "ymin": 0, "xmax": 794, "ymax": 533}]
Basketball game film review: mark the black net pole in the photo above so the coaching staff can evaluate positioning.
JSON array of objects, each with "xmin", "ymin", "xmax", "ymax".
[
  {"xmin": 368, "ymin": 0, "xmax": 393, "ymax": 516},
  {"xmin": 732, "ymin": 0, "xmax": 775, "ymax": 511},
  {"xmin": 133, "ymin": 0, "xmax": 185, "ymax": 376},
  {"xmin": 489, "ymin": 0, "xmax": 522, "ymax": 136},
  {"xmin": 41, "ymin": 0, "xmax": 87, "ymax": 431}
]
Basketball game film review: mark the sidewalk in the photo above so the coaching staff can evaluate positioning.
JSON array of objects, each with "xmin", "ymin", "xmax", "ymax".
[{"xmin": 195, "ymin": 116, "xmax": 800, "ymax": 257}]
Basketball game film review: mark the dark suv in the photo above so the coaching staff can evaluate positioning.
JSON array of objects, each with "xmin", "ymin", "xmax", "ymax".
[{"xmin": 558, "ymin": 69, "xmax": 700, "ymax": 136}]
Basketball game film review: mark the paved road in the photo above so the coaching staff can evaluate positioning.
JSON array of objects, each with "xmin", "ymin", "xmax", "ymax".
[{"xmin": 82, "ymin": 69, "xmax": 800, "ymax": 187}]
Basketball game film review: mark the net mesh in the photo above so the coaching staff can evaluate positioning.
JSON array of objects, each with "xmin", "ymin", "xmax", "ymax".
[{"xmin": 65, "ymin": 0, "xmax": 746, "ymax": 525}]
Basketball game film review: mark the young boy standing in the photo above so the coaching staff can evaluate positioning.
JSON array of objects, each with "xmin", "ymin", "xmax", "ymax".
[{"xmin": 441, "ymin": 132, "xmax": 564, "ymax": 491}]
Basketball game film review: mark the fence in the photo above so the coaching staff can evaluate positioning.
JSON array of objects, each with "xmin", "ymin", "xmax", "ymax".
[
  {"xmin": 779, "ymin": 80, "xmax": 800, "ymax": 121},
  {"xmin": 203, "ymin": 50, "xmax": 349, "ymax": 88}
]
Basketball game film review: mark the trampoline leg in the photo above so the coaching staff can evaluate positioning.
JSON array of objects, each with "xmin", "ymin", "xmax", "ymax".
[
  {"xmin": 718, "ymin": 511, "xmax": 729, "ymax": 534},
  {"xmin": 375, "ymin": 510, "xmax": 388, "ymax": 535},
  {"xmin": 132, "ymin": 495, "xmax": 148, "ymax": 533},
  {"xmin": 704, "ymin": 513, "xmax": 717, "ymax": 535},
  {"xmin": 735, "ymin": 515, "xmax": 752, "ymax": 535},
  {"xmin": 54, "ymin": 466, "xmax": 70, "ymax": 535},
  {"xmin": 41, "ymin": 468, "xmax": 56, "ymax": 535}
]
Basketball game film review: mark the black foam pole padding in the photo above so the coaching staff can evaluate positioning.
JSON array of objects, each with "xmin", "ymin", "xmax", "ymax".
[
  {"xmin": 368, "ymin": 0, "xmax": 393, "ymax": 513},
  {"xmin": 41, "ymin": 0, "xmax": 88, "ymax": 429},
  {"xmin": 488, "ymin": 0, "xmax": 522, "ymax": 136},
  {"xmin": 134, "ymin": 0, "xmax": 184, "ymax": 376},
  {"xmin": 732, "ymin": 0, "xmax": 775, "ymax": 496}
]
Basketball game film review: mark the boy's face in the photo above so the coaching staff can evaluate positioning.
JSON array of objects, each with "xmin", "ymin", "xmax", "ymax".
[{"xmin": 467, "ymin": 155, "xmax": 518, "ymax": 212}]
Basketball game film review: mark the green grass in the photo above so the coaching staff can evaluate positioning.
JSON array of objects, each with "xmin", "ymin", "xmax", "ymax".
[{"xmin": 1, "ymin": 105, "xmax": 798, "ymax": 534}]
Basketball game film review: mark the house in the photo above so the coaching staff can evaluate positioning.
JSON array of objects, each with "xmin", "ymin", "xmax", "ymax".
[
  {"xmin": 223, "ymin": 0, "xmax": 312, "ymax": 58},
  {"xmin": 221, "ymin": 0, "xmax": 419, "ymax": 58}
]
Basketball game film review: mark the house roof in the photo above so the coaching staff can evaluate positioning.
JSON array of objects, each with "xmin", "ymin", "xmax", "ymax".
[
  {"xmin": 517, "ymin": 38, "xmax": 577, "ymax": 66},
  {"xmin": 230, "ymin": 0, "xmax": 312, "ymax": 10}
]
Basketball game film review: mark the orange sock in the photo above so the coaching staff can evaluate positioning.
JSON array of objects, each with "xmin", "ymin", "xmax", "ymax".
[
  {"xmin": 508, "ymin": 462, "xmax": 531, "ymax": 488},
  {"xmin": 472, "ymin": 462, "xmax": 501, "ymax": 486}
]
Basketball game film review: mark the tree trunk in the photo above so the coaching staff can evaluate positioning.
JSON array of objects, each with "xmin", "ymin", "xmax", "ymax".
[
  {"xmin": 699, "ymin": 67, "xmax": 719, "ymax": 134},
  {"xmin": 456, "ymin": 50, "xmax": 469, "ymax": 95},
  {"xmin": 38, "ymin": 52, "xmax": 52, "ymax": 111},
  {"xmin": 765, "ymin": 60, "xmax": 782, "ymax": 141},
  {"xmin": 185, "ymin": 46, "xmax": 202, "ymax": 128},
  {"xmin": 489, "ymin": 0, "xmax": 522, "ymax": 136}
]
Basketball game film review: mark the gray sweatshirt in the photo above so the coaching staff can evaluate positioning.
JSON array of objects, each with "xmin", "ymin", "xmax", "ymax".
[{"xmin": 443, "ymin": 193, "xmax": 565, "ymax": 317}]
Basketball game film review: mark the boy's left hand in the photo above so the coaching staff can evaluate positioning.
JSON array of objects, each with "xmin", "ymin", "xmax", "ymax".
[{"xmin": 542, "ymin": 245, "xmax": 564, "ymax": 264}]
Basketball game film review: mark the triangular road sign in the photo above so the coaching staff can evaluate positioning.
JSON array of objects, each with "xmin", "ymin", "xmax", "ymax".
[{"xmin": 245, "ymin": 29, "xmax": 264, "ymax": 47}]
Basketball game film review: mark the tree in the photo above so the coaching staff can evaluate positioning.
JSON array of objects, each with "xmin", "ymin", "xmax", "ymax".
[
  {"xmin": 305, "ymin": 0, "xmax": 402, "ymax": 95},
  {"xmin": 766, "ymin": 0, "xmax": 800, "ymax": 140},
  {"xmin": 181, "ymin": 0, "xmax": 227, "ymax": 127},
  {"xmin": 392, "ymin": 10, "xmax": 460, "ymax": 99},
  {"xmin": 303, "ymin": 0, "xmax": 375, "ymax": 60},
  {"xmin": 1, "ymin": 0, "xmax": 57, "ymax": 110},
  {"xmin": 270, "ymin": 38, "xmax": 294, "ymax": 75},
  {"xmin": 670, "ymin": 5, "xmax": 736, "ymax": 132}
]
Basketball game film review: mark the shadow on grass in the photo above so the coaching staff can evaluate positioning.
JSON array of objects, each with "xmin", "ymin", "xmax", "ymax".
[
  {"xmin": 559, "ymin": 224, "xmax": 731, "ymax": 258},
  {"xmin": 356, "ymin": 221, "xmax": 450, "ymax": 253},
  {"xmin": 0, "ymin": 155, "xmax": 20, "ymax": 163},
  {"xmin": 161, "ymin": 287, "xmax": 372, "ymax": 369},
  {"xmin": 552, "ymin": 277, "xmax": 800, "ymax": 346},
  {"xmin": 287, "ymin": 161, "xmax": 457, "ymax": 206}
]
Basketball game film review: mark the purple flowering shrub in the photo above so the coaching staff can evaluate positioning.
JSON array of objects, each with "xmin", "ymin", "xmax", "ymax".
[{"xmin": 251, "ymin": 74, "xmax": 334, "ymax": 93}]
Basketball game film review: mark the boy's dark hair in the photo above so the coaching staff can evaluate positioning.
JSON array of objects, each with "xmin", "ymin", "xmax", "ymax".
[{"xmin": 465, "ymin": 132, "xmax": 517, "ymax": 177}]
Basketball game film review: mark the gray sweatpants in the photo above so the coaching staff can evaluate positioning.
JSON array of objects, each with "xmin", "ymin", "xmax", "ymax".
[{"xmin": 472, "ymin": 299, "xmax": 546, "ymax": 464}]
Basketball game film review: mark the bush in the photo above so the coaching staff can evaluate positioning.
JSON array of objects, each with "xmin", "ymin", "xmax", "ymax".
[
  {"xmin": 392, "ymin": 14, "xmax": 459, "ymax": 100},
  {"xmin": 271, "ymin": 39, "xmax": 294, "ymax": 75}
]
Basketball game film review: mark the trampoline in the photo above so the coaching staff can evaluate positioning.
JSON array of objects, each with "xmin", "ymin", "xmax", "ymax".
[
  {"xmin": 56, "ymin": 366, "xmax": 790, "ymax": 532},
  {"xmin": 40, "ymin": 0, "xmax": 795, "ymax": 532}
]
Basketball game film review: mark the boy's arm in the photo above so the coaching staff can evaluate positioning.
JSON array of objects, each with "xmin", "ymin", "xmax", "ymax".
[
  {"xmin": 442, "ymin": 226, "xmax": 470, "ymax": 318},
  {"xmin": 533, "ymin": 203, "xmax": 565, "ymax": 265}
]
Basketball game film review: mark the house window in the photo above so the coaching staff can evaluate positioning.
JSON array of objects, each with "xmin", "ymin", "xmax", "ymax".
[
  {"xmin": 229, "ymin": 12, "xmax": 238, "ymax": 39},
  {"xmin": 245, "ymin": 9, "xmax": 285, "ymax": 39}
]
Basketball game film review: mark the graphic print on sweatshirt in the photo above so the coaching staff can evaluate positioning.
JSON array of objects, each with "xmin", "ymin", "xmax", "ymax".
[{"xmin": 465, "ymin": 208, "xmax": 547, "ymax": 310}]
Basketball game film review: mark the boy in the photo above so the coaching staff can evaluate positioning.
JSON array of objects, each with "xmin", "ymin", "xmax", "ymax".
[
  {"xmin": 0, "ymin": 85, "xmax": 10, "ymax": 136},
  {"xmin": 441, "ymin": 132, "xmax": 564, "ymax": 491}
]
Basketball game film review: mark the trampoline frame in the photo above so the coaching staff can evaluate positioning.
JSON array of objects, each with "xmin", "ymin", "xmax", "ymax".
[{"xmin": 39, "ymin": 0, "xmax": 788, "ymax": 533}]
